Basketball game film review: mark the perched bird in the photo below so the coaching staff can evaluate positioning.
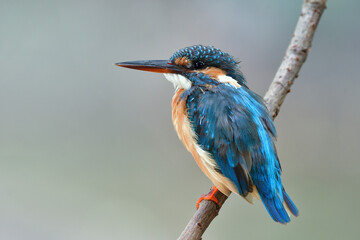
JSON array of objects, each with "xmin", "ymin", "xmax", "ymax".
[{"xmin": 116, "ymin": 45, "xmax": 299, "ymax": 223}]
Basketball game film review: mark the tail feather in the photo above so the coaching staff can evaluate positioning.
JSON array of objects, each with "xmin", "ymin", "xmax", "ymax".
[
  {"xmin": 259, "ymin": 188, "xmax": 298, "ymax": 224},
  {"xmin": 283, "ymin": 188, "xmax": 299, "ymax": 217},
  {"xmin": 261, "ymin": 196, "xmax": 290, "ymax": 224}
]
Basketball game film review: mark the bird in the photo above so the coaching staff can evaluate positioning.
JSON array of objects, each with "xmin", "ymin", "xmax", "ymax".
[{"xmin": 115, "ymin": 45, "xmax": 299, "ymax": 224}]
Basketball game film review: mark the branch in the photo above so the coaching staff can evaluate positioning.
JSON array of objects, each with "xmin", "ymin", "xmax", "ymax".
[
  {"xmin": 264, "ymin": 0, "xmax": 327, "ymax": 117},
  {"xmin": 177, "ymin": 1, "xmax": 327, "ymax": 239}
]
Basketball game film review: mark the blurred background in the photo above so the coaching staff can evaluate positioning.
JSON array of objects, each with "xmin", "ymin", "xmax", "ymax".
[{"xmin": 1, "ymin": 0, "xmax": 359, "ymax": 239}]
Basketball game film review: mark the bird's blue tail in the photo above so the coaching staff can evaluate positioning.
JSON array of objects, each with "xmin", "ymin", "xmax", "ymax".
[
  {"xmin": 283, "ymin": 188, "xmax": 299, "ymax": 217},
  {"xmin": 259, "ymin": 187, "xmax": 299, "ymax": 224}
]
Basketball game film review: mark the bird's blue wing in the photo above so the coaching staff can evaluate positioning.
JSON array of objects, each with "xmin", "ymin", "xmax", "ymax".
[
  {"xmin": 186, "ymin": 84, "xmax": 273, "ymax": 195},
  {"xmin": 186, "ymin": 84, "xmax": 298, "ymax": 223}
]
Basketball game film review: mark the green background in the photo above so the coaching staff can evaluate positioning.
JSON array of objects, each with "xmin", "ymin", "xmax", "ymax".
[{"xmin": 1, "ymin": 0, "xmax": 359, "ymax": 239}]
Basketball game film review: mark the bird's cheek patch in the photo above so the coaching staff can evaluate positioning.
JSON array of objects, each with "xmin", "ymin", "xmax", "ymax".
[
  {"xmin": 199, "ymin": 67, "xmax": 226, "ymax": 79},
  {"xmin": 217, "ymin": 75, "xmax": 241, "ymax": 89},
  {"xmin": 174, "ymin": 57, "xmax": 192, "ymax": 68},
  {"xmin": 198, "ymin": 67, "xmax": 241, "ymax": 89}
]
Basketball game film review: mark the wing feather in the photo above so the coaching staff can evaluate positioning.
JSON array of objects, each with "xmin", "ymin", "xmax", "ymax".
[
  {"xmin": 185, "ymin": 83, "xmax": 298, "ymax": 223},
  {"xmin": 186, "ymin": 84, "xmax": 274, "ymax": 197}
]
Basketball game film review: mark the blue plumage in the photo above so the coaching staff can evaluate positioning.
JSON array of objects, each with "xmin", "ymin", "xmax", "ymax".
[
  {"xmin": 116, "ymin": 44, "xmax": 298, "ymax": 224},
  {"xmin": 185, "ymin": 80, "xmax": 297, "ymax": 223},
  {"xmin": 174, "ymin": 46, "xmax": 299, "ymax": 223}
]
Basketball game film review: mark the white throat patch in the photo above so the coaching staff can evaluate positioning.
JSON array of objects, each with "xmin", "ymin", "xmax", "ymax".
[{"xmin": 163, "ymin": 73, "xmax": 192, "ymax": 90}]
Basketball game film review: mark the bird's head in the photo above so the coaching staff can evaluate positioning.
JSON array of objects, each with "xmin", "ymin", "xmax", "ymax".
[{"xmin": 116, "ymin": 45, "xmax": 246, "ymax": 90}]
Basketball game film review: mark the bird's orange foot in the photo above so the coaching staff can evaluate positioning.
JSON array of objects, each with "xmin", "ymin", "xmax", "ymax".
[{"xmin": 196, "ymin": 186, "xmax": 221, "ymax": 209}]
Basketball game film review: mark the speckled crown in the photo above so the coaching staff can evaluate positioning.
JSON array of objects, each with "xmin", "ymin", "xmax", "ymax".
[{"xmin": 170, "ymin": 45, "xmax": 237, "ymax": 71}]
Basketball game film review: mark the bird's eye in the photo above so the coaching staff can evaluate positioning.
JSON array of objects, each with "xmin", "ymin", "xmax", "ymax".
[{"xmin": 194, "ymin": 61, "xmax": 205, "ymax": 69}]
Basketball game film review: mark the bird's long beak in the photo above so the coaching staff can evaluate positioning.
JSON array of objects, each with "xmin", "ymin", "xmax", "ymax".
[{"xmin": 115, "ymin": 60, "xmax": 183, "ymax": 74}]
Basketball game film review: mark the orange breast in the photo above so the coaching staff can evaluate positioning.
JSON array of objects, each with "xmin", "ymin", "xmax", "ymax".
[
  {"xmin": 171, "ymin": 89, "xmax": 210, "ymax": 176},
  {"xmin": 171, "ymin": 89, "xmax": 240, "ymax": 197}
]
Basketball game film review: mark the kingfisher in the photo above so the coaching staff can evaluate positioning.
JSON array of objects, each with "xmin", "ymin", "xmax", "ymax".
[{"xmin": 116, "ymin": 45, "xmax": 299, "ymax": 223}]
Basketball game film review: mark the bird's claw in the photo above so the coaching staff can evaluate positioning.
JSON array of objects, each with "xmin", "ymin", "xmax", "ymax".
[{"xmin": 196, "ymin": 186, "xmax": 221, "ymax": 209}]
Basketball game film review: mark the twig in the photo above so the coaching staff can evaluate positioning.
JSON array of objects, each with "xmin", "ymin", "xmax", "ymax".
[
  {"xmin": 177, "ymin": 1, "xmax": 327, "ymax": 239},
  {"xmin": 264, "ymin": 0, "xmax": 327, "ymax": 117}
]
